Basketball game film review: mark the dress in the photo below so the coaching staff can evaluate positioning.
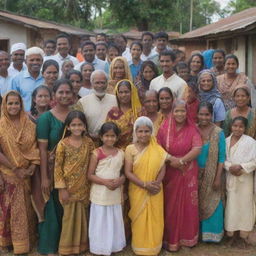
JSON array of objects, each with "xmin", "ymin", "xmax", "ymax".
[
  {"xmin": 223, "ymin": 108, "xmax": 256, "ymax": 138},
  {"xmin": 36, "ymin": 111, "xmax": 65, "ymax": 254},
  {"xmin": 0, "ymin": 92, "xmax": 40, "ymax": 254},
  {"xmin": 125, "ymin": 138, "xmax": 167, "ymax": 255},
  {"xmin": 54, "ymin": 136, "xmax": 94, "ymax": 255},
  {"xmin": 157, "ymin": 115, "xmax": 202, "ymax": 251},
  {"xmin": 224, "ymin": 135, "xmax": 256, "ymax": 233},
  {"xmin": 197, "ymin": 126, "xmax": 226, "ymax": 242},
  {"xmin": 89, "ymin": 148, "xmax": 126, "ymax": 255}
]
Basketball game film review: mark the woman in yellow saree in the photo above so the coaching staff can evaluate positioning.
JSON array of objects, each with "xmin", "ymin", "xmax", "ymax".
[{"xmin": 125, "ymin": 116, "xmax": 167, "ymax": 255}]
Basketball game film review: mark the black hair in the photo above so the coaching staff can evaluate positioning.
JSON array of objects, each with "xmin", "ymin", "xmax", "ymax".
[
  {"xmin": 174, "ymin": 61, "xmax": 188, "ymax": 73},
  {"xmin": 198, "ymin": 101, "xmax": 213, "ymax": 115},
  {"xmin": 158, "ymin": 87, "xmax": 174, "ymax": 100},
  {"xmin": 141, "ymin": 60, "xmax": 158, "ymax": 77},
  {"xmin": 188, "ymin": 53, "xmax": 204, "ymax": 71},
  {"xmin": 115, "ymin": 34, "xmax": 127, "ymax": 43},
  {"xmin": 80, "ymin": 62, "xmax": 94, "ymax": 73},
  {"xmin": 42, "ymin": 59, "xmax": 59, "ymax": 74},
  {"xmin": 44, "ymin": 39, "xmax": 56, "ymax": 47},
  {"xmin": 130, "ymin": 41, "xmax": 143, "ymax": 50},
  {"xmin": 233, "ymin": 87, "xmax": 250, "ymax": 97},
  {"xmin": 63, "ymin": 110, "xmax": 88, "ymax": 138},
  {"xmin": 52, "ymin": 79, "xmax": 73, "ymax": 93},
  {"xmin": 173, "ymin": 49, "xmax": 184, "ymax": 55},
  {"xmin": 212, "ymin": 49, "xmax": 225, "ymax": 59},
  {"xmin": 56, "ymin": 33, "xmax": 71, "ymax": 44},
  {"xmin": 141, "ymin": 31, "xmax": 154, "ymax": 40},
  {"xmin": 187, "ymin": 77, "xmax": 199, "ymax": 94},
  {"xmin": 99, "ymin": 122, "xmax": 121, "ymax": 137},
  {"xmin": 232, "ymin": 116, "xmax": 248, "ymax": 129},
  {"xmin": 154, "ymin": 32, "xmax": 168, "ymax": 40},
  {"xmin": 66, "ymin": 69, "xmax": 82, "ymax": 81},
  {"xmin": 107, "ymin": 43, "xmax": 120, "ymax": 55},
  {"xmin": 225, "ymin": 54, "xmax": 239, "ymax": 66},
  {"xmin": 30, "ymin": 85, "xmax": 51, "ymax": 117},
  {"xmin": 96, "ymin": 41, "xmax": 108, "ymax": 49},
  {"xmin": 81, "ymin": 41, "xmax": 96, "ymax": 50},
  {"xmin": 117, "ymin": 80, "xmax": 132, "ymax": 91},
  {"xmin": 159, "ymin": 50, "xmax": 176, "ymax": 62}
]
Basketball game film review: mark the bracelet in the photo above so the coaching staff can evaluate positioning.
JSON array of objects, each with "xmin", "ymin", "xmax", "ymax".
[
  {"xmin": 179, "ymin": 159, "xmax": 185, "ymax": 165},
  {"xmin": 143, "ymin": 182, "xmax": 147, "ymax": 188}
]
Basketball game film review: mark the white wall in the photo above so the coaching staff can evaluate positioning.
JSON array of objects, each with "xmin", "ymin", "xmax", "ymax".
[{"xmin": 233, "ymin": 36, "xmax": 246, "ymax": 73}]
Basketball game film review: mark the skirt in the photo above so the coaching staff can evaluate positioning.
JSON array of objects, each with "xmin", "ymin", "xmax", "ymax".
[{"xmin": 89, "ymin": 203, "xmax": 126, "ymax": 255}]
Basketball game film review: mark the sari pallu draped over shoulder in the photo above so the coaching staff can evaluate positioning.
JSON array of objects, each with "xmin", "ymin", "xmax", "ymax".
[{"xmin": 129, "ymin": 137, "xmax": 167, "ymax": 255}]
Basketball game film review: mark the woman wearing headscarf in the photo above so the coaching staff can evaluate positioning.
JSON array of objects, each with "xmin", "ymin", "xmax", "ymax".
[{"xmin": 198, "ymin": 70, "xmax": 226, "ymax": 126}]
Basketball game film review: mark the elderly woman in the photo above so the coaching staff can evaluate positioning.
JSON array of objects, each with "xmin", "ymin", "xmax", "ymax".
[
  {"xmin": 125, "ymin": 116, "xmax": 167, "ymax": 255},
  {"xmin": 42, "ymin": 59, "xmax": 59, "ymax": 91},
  {"xmin": 107, "ymin": 57, "xmax": 133, "ymax": 94},
  {"xmin": 157, "ymin": 100, "xmax": 202, "ymax": 252},
  {"xmin": 0, "ymin": 91, "xmax": 40, "ymax": 254},
  {"xmin": 79, "ymin": 62, "xmax": 94, "ymax": 97}
]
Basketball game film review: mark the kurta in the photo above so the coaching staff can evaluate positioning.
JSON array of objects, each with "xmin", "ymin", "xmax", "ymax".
[{"xmin": 224, "ymin": 134, "xmax": 256, "ymax": 232}]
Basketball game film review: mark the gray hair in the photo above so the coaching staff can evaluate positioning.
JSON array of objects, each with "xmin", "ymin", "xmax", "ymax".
[
  {"xmin": 133, "ymin": 116, "xmax": 154, "ymax": 142},
  {"xmin": 25, "ymin": 47, "xmax": 44, "ymax": 58},
  {"xmin": 90, "ymin": 70, "xmax": 108, "ymax": 84}
]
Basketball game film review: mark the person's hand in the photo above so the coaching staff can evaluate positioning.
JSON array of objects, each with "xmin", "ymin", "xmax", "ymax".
[
  {"xmin": 59, "ymin": 188, "xmax": 70, "ymax": 204},
  {"xmin": 229, "ymin": 165, "xmax": 242, "ymax": 176},
  {"xmin": 112, "ymin": 176, "xmax": 125, "ymax": 189},
  {"xmin": 170, "ymin": 157, "xmax": 180, "ymax": 168},
  {"xmin": 41, "ymin": 177, "xmax": 51, "ymax": 196},
  {"xmin": 212, "ymin": 177, "xmax": 221, "ymax": 191},
  {"xmin": 104, "ymin": 179, "xmax": 116, "ymax": 190},
  {"xmin": 145, "ymin": 181, "xmax": 161, "ymax": 195},
  {"xmin": 13, "ymin": 168, "xmax": 26, "ymax": 179}
]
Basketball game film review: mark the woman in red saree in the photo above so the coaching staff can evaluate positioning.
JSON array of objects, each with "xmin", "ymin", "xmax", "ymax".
[{"xmin": 157, "ymin": 100, "xmax": 202, "ymax": 252}]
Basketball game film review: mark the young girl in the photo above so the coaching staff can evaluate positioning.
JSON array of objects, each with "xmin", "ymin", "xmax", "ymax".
[
  {"xmin": 54, "ymin": 110, "xmax": 95, "ymax": 255},
  {"xmin": 88, "ymin": 122, "xmax": 126, "ymax": 255},
  {"xmin": 224, "ymin": 116, "xmax": 256, "ymax": 247},
  {"xmin": 129, "ymin": 41, "xmax": 143, "ymax": 82}
]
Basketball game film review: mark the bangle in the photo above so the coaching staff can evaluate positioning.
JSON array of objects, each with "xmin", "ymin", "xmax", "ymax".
[
  {"xmin": 143, "ymin": 182, "xmax": 147, "ymax": 188},
  {"xmin": 179, "ymin": 159, "xmax": 185, "ymax": 165}
]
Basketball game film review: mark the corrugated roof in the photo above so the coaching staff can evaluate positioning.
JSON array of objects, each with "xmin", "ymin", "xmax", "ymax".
[
  {"xmin": 0, "ymin": 10, "xmax": 94, "ymax": 36},
  {"xmin": 175, "ymin": 7, "xmax": 256, "ymax": 40},
  {"xmin": 122, "ymin": 30, "xmax": 180, "ymax": 40}
]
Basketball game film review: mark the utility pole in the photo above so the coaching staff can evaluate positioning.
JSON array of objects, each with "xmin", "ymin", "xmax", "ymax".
[{"xmin": 190, "ymin": 0, "xmax": 193, "ymax": 31}]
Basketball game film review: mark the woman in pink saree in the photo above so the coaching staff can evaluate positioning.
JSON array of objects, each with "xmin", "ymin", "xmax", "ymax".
[{"xmin": 157, "ymin": 99, "xmax": 202, "ymax": 252}]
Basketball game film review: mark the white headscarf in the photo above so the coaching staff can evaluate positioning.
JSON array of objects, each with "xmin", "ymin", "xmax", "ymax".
[{"xmin": 11, "ymin": 43, "xmax": 27, "ymax": 54}]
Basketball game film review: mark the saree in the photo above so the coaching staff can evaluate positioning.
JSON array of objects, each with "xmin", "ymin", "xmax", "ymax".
[
  {"xmin": 224, "ymin": 134, "xmax": 256, "ymax": 233},
  {"xmin": 157, "ymin": 115, "xmax": 202, "ymax": 251},
  {"xmin": 126, "ymin": 137, "xmax": 167, "ymax": 255},
  {"xmin": 0, "ymin": 91, "xmax": 40, "ymax": 254},
  {"xmin": 197, "ymin": 126, "xmax": 226, "ymax": 242},
  {"xmin": 54, "ymin": 136, "xmax": 94, "ymax": 255}
]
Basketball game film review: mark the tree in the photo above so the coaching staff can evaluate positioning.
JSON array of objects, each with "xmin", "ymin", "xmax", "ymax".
[{"xmin": 228, "ymin": 0, "xmax": 256, "ymax": 13}]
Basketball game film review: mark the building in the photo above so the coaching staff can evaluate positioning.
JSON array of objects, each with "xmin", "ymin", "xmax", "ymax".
[{"xmin": 171, "ymin": 7, "xmax": 256, "ymax": 84}]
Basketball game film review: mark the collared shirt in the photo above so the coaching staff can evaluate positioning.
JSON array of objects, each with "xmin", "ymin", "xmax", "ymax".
[
  {"xmin": 141, "ymin": 50, "xmax": 158, "ymax": 61},
  {"xmin": 8, "ymin": 63, "xmax": 27, "ymax": 78},
  {"xmin": 11, "ymin": 70, "xmax": 45, "ymax": 111},
  {"xmin": 44, "ymin": 53, "xmax": 79, "ymax": 68},
  {"xmin": 149, "ymin": 73, "xmax": 187, "ymax": 99},
  {"xmin": 75, "ymin": 58, "xmax": 108, "ymax": 74},
  {"xmin": 122, "ymin": 47, "xmax": 132, "ymax": 62},
  {"xmin": 78, "ymin": 93, "xmax": 117, "ymax": 137},
  {"xmin": 128, "ymin": 59, "xmax": 143, "ymax": 81},
  {"xmin": 0, "ymin": 75, "xmax": 12, "ymax": 96}
]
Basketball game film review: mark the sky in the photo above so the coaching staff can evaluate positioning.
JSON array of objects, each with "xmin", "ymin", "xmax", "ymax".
[{"xmin": 216, "ymin": 0, "xmax": 231, "ymax": 9}]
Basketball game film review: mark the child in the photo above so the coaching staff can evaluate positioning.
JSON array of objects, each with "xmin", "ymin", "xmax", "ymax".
[
  {"xmin": 88, "ymin": 122, "xmax": 126, "ymax": 255},
  {"xmin": 129, "ymin": 41, "xmax": 143, "ymax": 82},
  {"xmin": 224, "ymin": 116, "xmax": 256, "ymax": 247},
  {"xmin": 175, "ymin": 62, "xmax": 190, "ymax": 82},
  {"xmin": 54, "ymin": 110, "xmax": 95, "ymax": 255}
]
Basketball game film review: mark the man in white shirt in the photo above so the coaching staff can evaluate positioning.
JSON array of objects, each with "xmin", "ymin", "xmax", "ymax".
[
  {"xmin": 8, "ymin": 43, "xmax": 27, "ymax": 77},
  {"xmin": 0, "ymin": 51, "xmax": 12, "ymax": 96},
  {"xmin": 78, "ymin": 70, "xmax": 117, "ymax": 142},
  {"xmin": 43, "ymin": 39, "xmax": 56, "ymax": 56},
  {"xmin": 141, "ymin": 32, "xmax": 157, "ymax": 61},
  {"xmin": 44, "ymin": 34, "xmax": 79, "ymax": 68},
  {"xmin": 75, "ymin": 41, "xmax": 108, "ymax": 73},
  {"xmin": 150, "ymin": 50, "xmax": 187, "ymax": 99},
  {"xmin": 96, "ymin": 41, "xmax": 108, "ymax": 61},
  {"xmin": 114, "ymin": 35, "xmax": 132, "ymax": 62}
]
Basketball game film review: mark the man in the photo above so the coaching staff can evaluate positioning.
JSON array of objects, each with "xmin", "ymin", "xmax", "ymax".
[
  {"xmin": 149, "ymin": 50, "xmax": 187, "ymax": 99},
  {"xmin": 78, "ymin": 70, "xmax": 117, "ymax": 141},
  {"xmin": 11, "ymin": 47, "xmax": 45, "ymax": 111},
  {"xmin": 114, "ymin": 34, "xmax": 131, "ymax": 62},
  {"xmin": 141, "ymin": 32, "xmax": 157, "ymax": 61},
  {"xmin": 43, "ymin": 39, "xmax": 56, "ymax": 56},
  {"xmin": 96, "ymin": 41, "xmax": 108, "ymax": 61},
  {"xmin": 0, "ymin": 51, "xmax": 12, "ymax": 96},
  {"xmin": 96, "ymin": 33, "xmax": 107, "ymax": 42},
  {"xmin": 75, "ymin": 41, "xmax": 108, "ymax": 73},
  {"xmin": 8, "ymin": 43, "xmax": 27, "ymax": 77},
  {"xmin": 45, "ymin": 34, "xmax": 79, "ymax": 68},
  {"xmin": 76, "ymin": 35, "xmax": 91, "ymax": 62}
]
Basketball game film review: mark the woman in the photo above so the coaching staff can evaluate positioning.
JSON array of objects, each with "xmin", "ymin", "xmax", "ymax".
[
  {"xmin": 198, "ymin": 70, "xmax": 226, "ymax": 126},
  {"xmin": 210, "ymin": 49, "xmax": 225, "ymax": 76},
  {"xmin": 129, "ymin": 41, "xmax": 143, "ymax": 81},
  {"xmin": 66, "ymin": 70, "xmax": 83, "ymax": 104},
  {"xmin": 108, "ymin": 57, "xmax": 133, "ymax": 94},
  {"xmin": 157, "ymin": 100, "xmax": 202, "ymax": 252},
  {"xmin": 143, "ymin": 90, "xmax": 163, "ymax": 136},
  {"xmin": 217, "ymin": 54, "xmax": 251, "ymax": 110},
  {"xmin": 197, "ymin": 102, "xmax": 226, "ymax": 243},
  {"xmin": 107, "ymin": 79, "xmax": 141, "ymax": 150},
  {"xmin": 37, "ymin": 79, "xmax": 74, "ymax": 255},
  {"xmin": 135, "ymin": 61, "xmax": 158, "ymax": 103},
  {"xmin": 0, "ymin": 91, "xmax": 40, "ymax": 254},
  {"xmin": 223, "ymin": 87, "xmax": 256, "ymax": 138},
  {"xmin": 125, "ymin": 116, "xmax": 167, "ymax": 255},
  {"xmin": 158, "ymin": 87, "xmax": 174, "ymax": 120},
  {"xmin": 80, "ymin": 62, "xmax": 94, "ymax": 97},
  {"xmin": 42, "ymin": 59, "xmax": 59, "ymax": 91},
  {"xmin": 61, "ymin": 60, "xmax": 74, "ymax": 79},
  {"xmin": 188, "ymin": 53, "xmax": 204, "ymax": 78},
  {"xmin": 224, "ymin": 116, "xmax": 256, "ymax": 246}
]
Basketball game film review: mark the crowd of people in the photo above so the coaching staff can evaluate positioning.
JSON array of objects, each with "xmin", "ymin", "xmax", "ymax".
[{"xmin": 0, "ymin": 30, "xmax": 256, "ymax": 256}]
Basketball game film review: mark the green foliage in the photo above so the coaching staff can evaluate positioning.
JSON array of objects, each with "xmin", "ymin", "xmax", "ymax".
[{"xmin": 228, "ymin": 0, "xmax": 256, "ymax": 13}]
